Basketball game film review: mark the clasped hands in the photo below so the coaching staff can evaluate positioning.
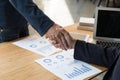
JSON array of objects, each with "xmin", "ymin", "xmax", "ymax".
[{"xmin": 45, "ymin": 23, "xmax": 77, "ymax": 50}]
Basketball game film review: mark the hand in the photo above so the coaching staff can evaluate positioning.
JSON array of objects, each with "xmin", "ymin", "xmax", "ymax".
[
  {"xmin": 45, "ymin": 23, "xmax": 69, "ymax": 50},
  {"xmin": 50, "ymin": 28, "xmax": 77, "ymax": 50}
]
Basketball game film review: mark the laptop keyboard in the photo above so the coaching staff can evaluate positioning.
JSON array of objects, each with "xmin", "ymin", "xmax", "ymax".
[{"xmin": 96, "ymin": 41, "xmax": 120, "ymax": 48}]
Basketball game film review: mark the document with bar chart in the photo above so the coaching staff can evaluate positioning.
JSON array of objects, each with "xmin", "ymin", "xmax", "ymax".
[{"xmin": 35, "ymin": 50, "xmax": 102, "ymax": 80}]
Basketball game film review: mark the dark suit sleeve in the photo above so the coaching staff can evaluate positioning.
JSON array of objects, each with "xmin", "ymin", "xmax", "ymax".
[
  {"xmin": 74, "ymin": 40, "xmax": 120, "ymax": 68},
  {"xmin": 9, "ymin": 0, "xmax": 54, "ymax": 36}
]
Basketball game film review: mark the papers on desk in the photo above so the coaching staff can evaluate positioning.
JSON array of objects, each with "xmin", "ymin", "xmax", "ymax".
[
  {"xmin": 35, "ymin": 50, "xmax": 102, "ymax": 80},
  {"xmin": 12, "ymin": 36, "xmax": 61, "ymax": 56},
  {"xmin": 12, "ymin": 33, "xmax": 90, "ymax": 56}
]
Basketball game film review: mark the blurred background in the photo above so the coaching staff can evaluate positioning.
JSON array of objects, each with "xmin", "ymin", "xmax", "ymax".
[
  {"xmin": 29, "ymin": 0, "xmax": 97, "ymax": 35},
  {"xmin": 29, "ymin": 0, "xmax": 120, "ymax": 35}
]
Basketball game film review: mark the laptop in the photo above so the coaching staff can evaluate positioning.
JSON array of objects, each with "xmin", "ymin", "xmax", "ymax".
[{"xmin": 93, "ymin": 7, "xmax": 120, "ymax": 48}]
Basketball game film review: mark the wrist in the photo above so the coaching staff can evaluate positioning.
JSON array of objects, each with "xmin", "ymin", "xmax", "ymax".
[
  {"xmin": 71, "ymin": 39, "xmax": 77, "ymax": 49},
  {"xmin": 46, "ymin": 24, "xmax": 62, "ymax": 35}
]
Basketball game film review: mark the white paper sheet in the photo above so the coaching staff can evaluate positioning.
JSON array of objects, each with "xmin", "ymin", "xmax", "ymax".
[
  {"xmin": 35, "ymin": 50, "xmax": 102, "ymax": 80},
  {"xmin": 12, "ymin": 35, "xmax": 61, "ymax": 56},
  {"xmin": 69, "ymin": 32, "xmax": 89, "ymax": 42}
]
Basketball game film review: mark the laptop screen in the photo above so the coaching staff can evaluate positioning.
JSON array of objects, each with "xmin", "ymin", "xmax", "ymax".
[{"xmin": 94, "ymin": 7, "xmax": 120, "ymax": 41}]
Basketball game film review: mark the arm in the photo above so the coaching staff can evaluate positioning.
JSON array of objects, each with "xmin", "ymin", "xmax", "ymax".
[
  {"xmin": 74, "ymin": 40, "xmax": 120, "ymax": 68},
  {"xmin": 9, "ymin": 0, "xmax": 54, "ymax": 36},
  {"xmin": 9, "ymin": 0, "xmax": 69, "ymax": 50}
]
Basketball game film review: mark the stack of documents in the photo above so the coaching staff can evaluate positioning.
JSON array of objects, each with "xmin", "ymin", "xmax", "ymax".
[
  {"xmin": 77, "ymin": 17, "xmax": 94, "ymax": 31},
  {"xmin": 79, "ymin": 17, "xmax": 94, "ymax": 27}
]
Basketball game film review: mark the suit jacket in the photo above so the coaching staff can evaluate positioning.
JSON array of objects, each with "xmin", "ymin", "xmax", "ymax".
[
  {"xmin": 74, "ymin": 40, "xmax": 120, "ymax": 80},
  {"xmin": 0, "ymin": 0, "xmax": 54, "ymax": 42}
]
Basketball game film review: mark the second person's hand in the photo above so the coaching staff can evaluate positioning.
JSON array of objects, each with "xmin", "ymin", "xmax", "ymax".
[{"xmin": 49, "ymin": 27, "xmax": 77, "ymax": 50}]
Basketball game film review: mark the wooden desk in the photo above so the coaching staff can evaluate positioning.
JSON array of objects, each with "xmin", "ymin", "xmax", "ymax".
[{"xmin": 0, "ymin": 23, "xmax": 107, "ymax": 80}]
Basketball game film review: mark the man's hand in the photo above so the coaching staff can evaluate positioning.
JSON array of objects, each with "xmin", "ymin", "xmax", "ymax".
[
  {"xmin": 48, "ymin": 27, "xmax": 77, "ymax": 50},
  {"xmin": 45, "ymin": 23, "xmax": 69, "ymax": 50}
]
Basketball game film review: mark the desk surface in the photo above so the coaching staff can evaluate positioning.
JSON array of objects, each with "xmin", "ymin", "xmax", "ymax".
[{"xmin": 0, "ymin": 23, "xmax": 107, "ymax": 80}]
